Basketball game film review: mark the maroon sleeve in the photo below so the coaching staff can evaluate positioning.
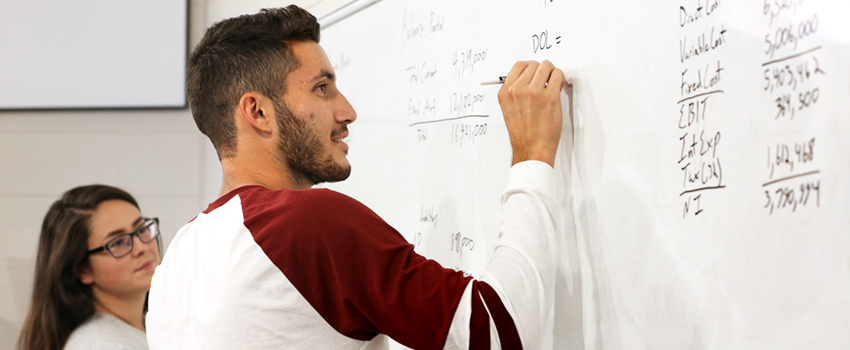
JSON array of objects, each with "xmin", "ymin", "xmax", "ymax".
[
  {"xmin": 240, "ymin": 187, "xmax": 475, "ymax": 349},
  {"xmin": 469, "ymin": 282, "xmax": 490, "ymax": 350},
  {"xmin": 477, "ymin": 281, "xmax": 522, "ymax": 349}
]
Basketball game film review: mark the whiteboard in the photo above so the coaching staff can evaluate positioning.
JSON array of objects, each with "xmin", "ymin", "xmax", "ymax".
[
  {"xmin": 320, "ymin": 0, "xmax": 850, "ymax": 349},
  {"xmin": 0, "ymin": 0, "xmax": 187, "ymax": 109}
]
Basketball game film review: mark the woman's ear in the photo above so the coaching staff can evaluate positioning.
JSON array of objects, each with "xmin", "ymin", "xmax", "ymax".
[{"xmin": 74, "ymin": 264, "xmax": 95, "ymax": 285}]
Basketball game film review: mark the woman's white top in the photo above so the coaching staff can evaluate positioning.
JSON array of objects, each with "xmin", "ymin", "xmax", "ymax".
[{"xmin": 64, "ymin": 312, "xmax": 148, "ymax": 350}]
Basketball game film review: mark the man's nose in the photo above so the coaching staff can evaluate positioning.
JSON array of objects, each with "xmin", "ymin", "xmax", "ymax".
[{"xmin": 335, "ymin": 93, "xmax": 357, "ymax": 124}]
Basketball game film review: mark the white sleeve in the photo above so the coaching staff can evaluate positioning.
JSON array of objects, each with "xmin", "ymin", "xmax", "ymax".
[{"xmin": 444, "ymin": 160, "xmax": 562, "ymax": 350}]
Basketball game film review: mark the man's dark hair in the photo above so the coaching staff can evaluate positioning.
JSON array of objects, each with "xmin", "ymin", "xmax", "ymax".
[{"xmin": 187, "ymin": 5, "xmax": 320, "ymax": 158}]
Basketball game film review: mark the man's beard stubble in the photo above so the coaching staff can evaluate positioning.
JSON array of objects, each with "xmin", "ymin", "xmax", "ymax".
[{"xmin": 273, "ymin": 100, "xmax": 351, "ymax": 186}]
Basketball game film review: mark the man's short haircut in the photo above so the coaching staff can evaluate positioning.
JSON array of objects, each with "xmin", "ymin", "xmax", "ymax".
[{"xmin": 187, "ymin": 5, "xmax": 320, "ymax": 158}]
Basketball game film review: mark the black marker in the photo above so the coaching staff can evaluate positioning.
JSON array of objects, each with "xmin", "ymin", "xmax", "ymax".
[{"xmin": 480, "ymin": 76, "xmax": 507, "ymax": 85}]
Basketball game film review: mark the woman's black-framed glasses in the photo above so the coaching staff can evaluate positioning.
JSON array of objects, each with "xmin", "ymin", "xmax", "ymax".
[{"xmin": 85, "ymin": 218, "xmax": 160, "ymax": 258}]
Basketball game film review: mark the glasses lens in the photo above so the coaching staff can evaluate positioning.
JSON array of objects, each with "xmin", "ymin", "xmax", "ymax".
[
  {"xmin": 106, "ymin": 235, "xmax": 133, "ymax": 258},
  {"xmin": 138, "ymin": 219, "xmax": 159, "ymax": 243},
  {"xmin": 103, "ymin": 219, "xmax": 159, "ymax": 258}
]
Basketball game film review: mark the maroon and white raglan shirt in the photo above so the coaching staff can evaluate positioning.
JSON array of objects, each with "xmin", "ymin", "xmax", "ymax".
[{"xmin": 147, "ymin": 161, "xmax": 561, "ymax": 350}]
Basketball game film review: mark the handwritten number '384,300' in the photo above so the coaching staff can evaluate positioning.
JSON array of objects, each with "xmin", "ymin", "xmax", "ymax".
[{"xmin": 775, "ymin": 87, "xmax": 819, "ymax": 119}]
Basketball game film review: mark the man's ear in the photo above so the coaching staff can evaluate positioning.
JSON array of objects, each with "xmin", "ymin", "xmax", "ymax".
[
  {"xmin": 74, "ymin": 264, "xmax": 95, "ymax": 286},
  {"xmin": 236, "ymin": 92, "xmax": 275, "ymax": 135}
]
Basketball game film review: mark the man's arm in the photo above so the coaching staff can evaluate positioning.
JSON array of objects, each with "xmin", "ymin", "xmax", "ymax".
[
  {"xmin": 444, "ymin": 61, "xmax": 567, "ymax": 349},
  {"xmin": 443, "ymin": 160, "xmax": 560, "ymax": 349}
]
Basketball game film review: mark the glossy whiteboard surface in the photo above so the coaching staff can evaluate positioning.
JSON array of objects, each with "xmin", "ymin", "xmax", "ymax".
[
  {"xmin": 320, "ymin": 0, "xmax": 850, "ymax": 349},
  {"xmin": 0, "ymin": 0, "xmax": 187, "ymax": 109}
]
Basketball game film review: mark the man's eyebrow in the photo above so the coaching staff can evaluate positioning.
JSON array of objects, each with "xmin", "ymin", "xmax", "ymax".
[
  {"xmin": 103, "ymin": 217, "xmax": 145, "ymax": 240},
  {"xmin": 312, "ymin": 70, "xmax": 335, "ymax": 82}
]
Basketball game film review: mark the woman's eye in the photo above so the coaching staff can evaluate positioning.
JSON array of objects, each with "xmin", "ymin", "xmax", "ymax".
[{"xmin": 110, "ymin": 237, "xmax": 128, "ymax": 248}]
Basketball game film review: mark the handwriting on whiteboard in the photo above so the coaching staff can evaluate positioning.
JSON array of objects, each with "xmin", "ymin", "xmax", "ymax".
[
  {"xmin": 676, "ymin": 0, "xmax": 727, "ymax": 218},
  {"xmin": 401, "ymin": 8, "xmax": 445, "ymax": 52},
  {"xmin": 760, "ymin": 0, "xmax": 823, "ymax": 215}
]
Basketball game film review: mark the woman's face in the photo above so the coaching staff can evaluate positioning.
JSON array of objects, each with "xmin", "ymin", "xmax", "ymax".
[{"xmin": 79, "ymin": 199, "xmax": 160, "ymax": 298}]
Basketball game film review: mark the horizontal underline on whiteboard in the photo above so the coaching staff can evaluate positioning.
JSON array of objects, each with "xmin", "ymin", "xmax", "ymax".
[
  {"xmin": 677, "ymin": 90, "xmax": 724, "ymax": 104},
  {"xmin": 762, "ymin": 46, "xmax": 822, "ymax": 67},
  {"xmin": 408, "ymin": 115, "xmax": 489, "ymax": 126},
  {"xmin": 762, "ymin": 170, "xmax": 821, "ymax": 187},
  {"xmin": 679, "ymin": 185, "xmax": 726, "ymax": 196}
]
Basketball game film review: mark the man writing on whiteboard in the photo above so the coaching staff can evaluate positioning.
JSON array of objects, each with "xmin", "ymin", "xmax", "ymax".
[{"xmin": 147, "ymin": 5, "xmax": 567, "ymax": 350}]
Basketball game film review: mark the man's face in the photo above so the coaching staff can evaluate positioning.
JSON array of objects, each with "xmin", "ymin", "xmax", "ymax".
[{"xmin": 275, "ymin": 41, "xmax": 357, "ymax": 185}]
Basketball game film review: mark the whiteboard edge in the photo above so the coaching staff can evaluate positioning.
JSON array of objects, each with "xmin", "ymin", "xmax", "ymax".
[{"xmin": 318, "ymin": 0, "xmax": 383, "ymax": 28}]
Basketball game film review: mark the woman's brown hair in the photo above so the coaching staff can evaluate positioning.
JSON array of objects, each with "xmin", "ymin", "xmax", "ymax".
[{"xmin": 18, "ymin": 185, "xmax": 138, "ymax": 350}]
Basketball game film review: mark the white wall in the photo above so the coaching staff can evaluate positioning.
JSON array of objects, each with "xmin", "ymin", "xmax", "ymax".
[{"xmin": 0, "ymin": 0, "xmax": 349, "ymax": 348}]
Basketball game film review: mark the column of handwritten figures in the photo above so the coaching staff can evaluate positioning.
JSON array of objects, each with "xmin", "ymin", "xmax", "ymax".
[
  {"xmin": 760, "ymin": 1, "xmax": 822, "ymax": 214},
  {"xmin": 401, "ymin": 6, "xmax": 485, "ymax": 270}
]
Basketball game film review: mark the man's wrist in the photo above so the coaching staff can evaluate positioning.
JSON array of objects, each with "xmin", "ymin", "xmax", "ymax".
[{"xmin": 512, "ymin": 149, "xmax": 556, "ymax": 168}]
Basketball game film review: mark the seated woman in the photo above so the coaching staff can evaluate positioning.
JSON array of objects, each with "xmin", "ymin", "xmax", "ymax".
[{"xmin": 18, "ymin": 185, "xmax": 161, "ymax": 350}]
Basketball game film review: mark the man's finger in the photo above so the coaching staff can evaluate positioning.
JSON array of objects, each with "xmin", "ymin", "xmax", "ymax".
[
  {"xmin": 546, "ymin": 68, "xmax": 567, "ymax": 96},
  {"xmin": 501, "ymin": 61, "xmax": 529, "ymax": 88},
  {"xmin": 531, "ymin": 60, "xmax": 555, "ymax": 89},
  {"xmin": 515, "ymin": 61, "xmax": 539, "ymax": 86}
]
